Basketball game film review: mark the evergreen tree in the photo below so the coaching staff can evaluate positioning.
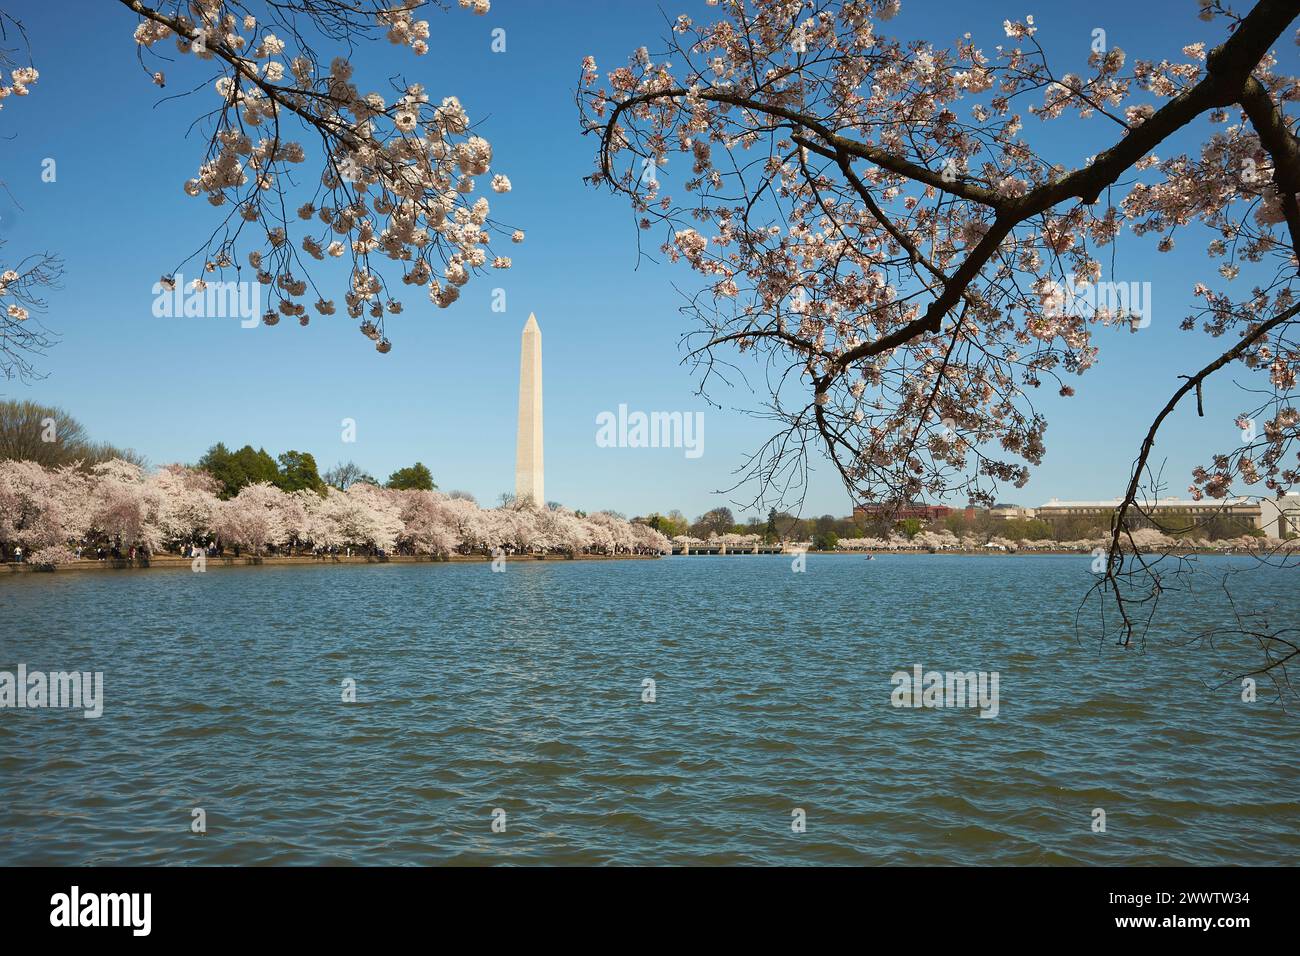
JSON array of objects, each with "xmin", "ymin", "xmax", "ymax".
[{"xmin": 386, "ymin": 462, "xmax": 436, "ymax": 491}]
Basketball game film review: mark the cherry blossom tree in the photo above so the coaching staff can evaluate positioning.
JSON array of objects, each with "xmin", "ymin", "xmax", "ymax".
[
  {"xmin": 298, "ymin": 487, "xmax": 342, "ymax": 550},
  {"xmin": 584, "ymin": 511, "xmax": 635, "ymax": 554},
  {"xmin": 479, "ymin": 503, "xmax": 533, "ymax": 553},
  {"xmin": 0, "ymin": 459, "xmax": 86, "ymax": 562},
  {"xmin": 440, "ymin": 494, "xmax": 488, "ymax": 552},
  {"xmin": 399, "ymin": 489, "xmax": 459, "ymax": 556},
  {"xmin": 339, "ymin": 482, "xmax": 404, "ymax": 549},
  {"xmin": 580, "ymin": 0, "xmax": 1300, "ymax": 664},
  {"xmin": 630, "ymin": 520, "xmax": 671, "ymax": 554},
  {"xmin": 537, "ymin": 506, "xmax": 594, "ymax": 556},
  {"xmin": 87, "ymin": 459, "xmax": 166, "ymax": 554},
  {"xmin": 0, "ymin": 11, "xmax": 60, "ymax": 381},
  {"xmin": 120, "ymin": 0, "xmax": 514, "ymax": 352},
  {"xmin": 0, "ymin": 456, "xmax": 672, "ymax": 561},
  {"xmin": 0, "ymin": 250, "xmax": 61, "ymax": 382},
  {"xmin": 5, "ymin": 0, "xmax": 516, "ymax": 375},
  {"xmin": 214, "ymin": 480, "xmax": 289, "ymax": 554},
  {"xmin": 151, "ymin": 464, "xmax": 222, "ymax": 545}
]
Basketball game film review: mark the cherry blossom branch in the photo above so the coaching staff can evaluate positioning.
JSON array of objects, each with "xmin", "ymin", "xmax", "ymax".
[
  {"xmin": 115, "ymin": 0, "xmax": 512, "ymax": 347},
  {"xmin": 1238, "ymin": 75, "xmax": 1300, "ymax": 263},
  {"xmin": 599, "ymin": 86, "xmax": 1007, "ymax": 209},
  {"xmin": 1101, "ymin": 299, "xmax": 1300, "ymax": 645},
  {"xmin": 830, "ymin": 0, "xmax": 1298, "ymax": 376},
  {"xmin": 582, "ymin": 0, "xmax": 1298, "ymax": 528}
]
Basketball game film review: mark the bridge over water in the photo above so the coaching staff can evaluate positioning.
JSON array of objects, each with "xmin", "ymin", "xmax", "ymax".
[{"xmin": 669, "ymin": 544, "xmax": 790, "ymax": 556}]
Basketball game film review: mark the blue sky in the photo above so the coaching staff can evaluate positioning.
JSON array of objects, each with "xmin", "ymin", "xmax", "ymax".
[{"xmin": 0, "ymin": 0, "xmax": 1277, "ymax": 519}]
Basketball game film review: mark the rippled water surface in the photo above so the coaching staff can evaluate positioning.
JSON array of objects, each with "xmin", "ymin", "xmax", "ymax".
[{"xmin": 1, "ymin": 554, "xmax": 1297, "ymax": 865}]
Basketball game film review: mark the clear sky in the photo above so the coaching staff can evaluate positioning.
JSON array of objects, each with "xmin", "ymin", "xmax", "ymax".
[{"xmin": 0, "ymin": 0, "xmax": 1275, "ymax": 520}]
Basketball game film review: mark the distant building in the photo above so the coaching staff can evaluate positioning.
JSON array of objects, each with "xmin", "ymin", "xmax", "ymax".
[
  {"xmin": 1258, "ymin": 494, "xmax": 1300, "ymax": 537},
  {"xmin": 989, "ymin": 504, "xmax": 1036, "ymax": 521},
  {"xmin": 854, "ymin": 502, "xmax": 953, "ymax": 523},
  {"xmin": 1035, "ymin": 497, "xmax": 1260, "ymax": 530}
]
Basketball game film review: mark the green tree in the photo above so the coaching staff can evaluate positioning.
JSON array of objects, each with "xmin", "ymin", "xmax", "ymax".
[
  {"xmin": 812, "ymin": 530, "xmax": 839, "ymax": 551},
  {"xmin": 198, "ymin": 443, "xmax": 280, "ymax": 498},
  {"xmin": 1002, "ymin": 518, "xmax": 1054, "ymax": 541},
  {"xmin": 639, "ymin": 512, "xmax": 686, "ymax": 536},
  {"xmin": 386, "ymin": 462, "xmax": 436, "ymax": 491},
  {"xmin": 694, "ymin": 506, "xmax": 735, "ymax": 537},
  {"xmin": 654, "ymin": 510, "xmax": 688, "ymax": 537},
  {"xmin": 898, "ymin": 517, "xmax": 923, "ymax": 539},
  {"xmin": 276, "ymin": 450, "xmax": 326, "ymax": 494},
  {"xmin": 0, "ymin": 399, "xmax": 144, "ymax": 469},
  {"xmin": 764, "ymin": 507, "xmax": 780, "ymax": 543}
]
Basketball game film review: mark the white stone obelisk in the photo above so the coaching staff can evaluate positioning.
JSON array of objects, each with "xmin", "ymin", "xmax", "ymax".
[{"xmin": 515, "ymin": 313, "xmax": 544, "ymax": 506}]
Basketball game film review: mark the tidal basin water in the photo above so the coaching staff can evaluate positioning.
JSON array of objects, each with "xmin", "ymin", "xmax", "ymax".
[{"xmin": 1, "ymin": 554, "xmax": 1297, "ymax": 865}]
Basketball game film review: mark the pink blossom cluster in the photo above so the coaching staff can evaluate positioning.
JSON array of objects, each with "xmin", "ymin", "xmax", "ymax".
[
  {"xmin": 0, "ymin": 64, "xmax": 37, "ymax": 104},
  {"xmin": 578, "ymin": 0, "xmax": 1299, "ymax": 511},
  {"xmin": 1, "ymin": 53, "xmax": 42, "ymax": 343},
  {"xmin": 130, "ymin": 0, "xmax": 516, "ymax": 352},
  {"xmin": 0, "ymin": 459, "xmax": 669, "ymax": 565}
]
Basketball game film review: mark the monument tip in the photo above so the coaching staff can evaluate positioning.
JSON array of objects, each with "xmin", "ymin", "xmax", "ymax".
[{"xmin": 524, "ymin": 312, "xmax": 539, "ymax": 331}]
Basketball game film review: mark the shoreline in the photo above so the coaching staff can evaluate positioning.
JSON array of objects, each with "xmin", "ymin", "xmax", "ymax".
[
  {"xmin": 795, "ymin": 547, "xmax": 1275, "ymax": 557},
  {"xmin": 4, "ymin": 546, "xmax": 1276, "ymax": 574},
  {"xmin": 0, "ymin": 552, "xmax": 662, "ymax": 574},
  {"xmin": 777, "ymin": 547, "xmax": 1264, "ymax": 557}
]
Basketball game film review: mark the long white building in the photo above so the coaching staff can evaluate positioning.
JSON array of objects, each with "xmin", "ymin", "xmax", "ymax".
[
  {"xmin": 1035, "ymin": 496, "xmax": 1262, "ymax": 529},
  {"xmin": 1259, "ymin": 493, "xmax": 1300, "ymax": 537}
]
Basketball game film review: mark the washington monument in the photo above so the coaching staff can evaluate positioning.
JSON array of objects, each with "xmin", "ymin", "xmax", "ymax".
[{"xmin": 515, "ymin": 313, "xmax": 544, "ymax": 505}]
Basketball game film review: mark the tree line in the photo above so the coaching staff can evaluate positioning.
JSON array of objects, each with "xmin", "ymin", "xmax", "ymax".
[
  {"xmin": 636, "ymin": 504, "xmax": 1260, "ymax": 549},
  {"xmin": 1, "ymin": 399, "xmax": 439, "ymax": 499},
  {"xmin": 196, "ymin": 444, "xmax": 437, "ymax": 499}
]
